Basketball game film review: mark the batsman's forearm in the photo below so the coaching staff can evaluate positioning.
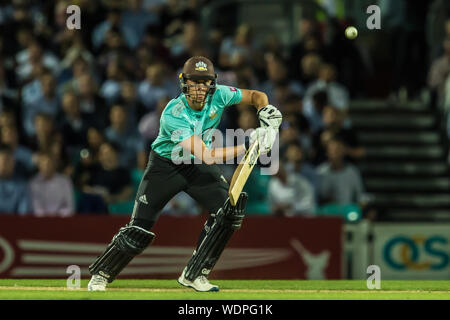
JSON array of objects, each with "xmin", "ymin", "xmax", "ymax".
[
  {"xmin": 204, "ymin": 145, "xmax": 246, "ymax": 164},
  {"xmin": 250, "ymin": 90, "xmax": 269, "ymax": 110}
]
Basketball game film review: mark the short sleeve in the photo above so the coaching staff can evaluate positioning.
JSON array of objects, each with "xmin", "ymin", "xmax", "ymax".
[
  {"xmin": 162, "ymin": 112, "xmax": 195, "ymax": 143},
  {"xmin": 215, "ymin": 84, "xmax": 242, "ymax": 107}
]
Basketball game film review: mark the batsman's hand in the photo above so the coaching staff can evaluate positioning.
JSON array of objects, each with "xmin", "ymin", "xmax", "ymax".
[
  {"xmin": 257, "ymin": 105, "xmax": 283, "ymax": 130},
  {"xmin": 248, "ymin": 127, "xmax": 278, "ymax": 154}
]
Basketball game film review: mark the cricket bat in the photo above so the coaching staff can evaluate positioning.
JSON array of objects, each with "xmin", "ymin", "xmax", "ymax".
[{"xmin": 228, "ymin": 140, "xmax": 260, "ymax": 206}]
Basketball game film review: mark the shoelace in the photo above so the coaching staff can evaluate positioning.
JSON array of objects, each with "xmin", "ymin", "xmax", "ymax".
[
  {"xmin": 198, "ymin": 276, "xmax": 209, "ymax": 285},
  {"xmin": 93, "ymin": 276, "xmax": 108, "ymax": 285}
]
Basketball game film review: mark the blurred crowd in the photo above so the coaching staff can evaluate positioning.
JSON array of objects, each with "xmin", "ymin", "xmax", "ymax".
[
  {"xmin": 0, "ymin": 0, "xmax": 391, "ymax": 219},
  {"xmin": 427, "ymin": 1, "xmax": 450, "ymax": 158}
]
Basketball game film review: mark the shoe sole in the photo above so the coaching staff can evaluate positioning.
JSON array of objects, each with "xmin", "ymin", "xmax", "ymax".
[
  {"xmin": 88, "ymin": 288, "xmax": 106, "ymax": 291},
  {"xmin": 88, "ymin": 284, "xmax": 106, "ymax": 291},
  {"xmin": 177, "ymin": 277, "xmax": 219, "ymax": 292}
]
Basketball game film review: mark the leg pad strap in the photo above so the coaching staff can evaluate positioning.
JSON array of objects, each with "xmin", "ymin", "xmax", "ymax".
[
  {"xmin": 184, "ymin": 192, "xmax": 247, "ymax": 281},
  {"xmin": 89, "ymin": 225, "xmax": 155, "ymax": 282}
]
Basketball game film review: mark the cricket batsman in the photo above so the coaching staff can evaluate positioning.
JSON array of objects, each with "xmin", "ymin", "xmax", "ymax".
[{"xmin": 87, "ymin": 56, "xmax": 283, "ymax": 292}]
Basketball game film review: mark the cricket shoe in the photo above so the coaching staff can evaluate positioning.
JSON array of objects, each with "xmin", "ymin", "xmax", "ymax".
[
  {"xmin": 88, "ymin": 274, "xmax": 108, "ymax": 291},
  {"xmin": 177, "ymin": 268, "xmax": 219, "ymax": 292}
]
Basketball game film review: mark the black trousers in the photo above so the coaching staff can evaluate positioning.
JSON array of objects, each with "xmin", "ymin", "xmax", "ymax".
[{"xmin": 129, "ymin": 151, "xmax": 229, "ymax": 230}]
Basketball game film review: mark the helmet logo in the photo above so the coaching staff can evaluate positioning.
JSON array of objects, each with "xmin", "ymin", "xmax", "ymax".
[{"xmin": 195, "ymin": 61, "xmax": 208, "ymax": 71}]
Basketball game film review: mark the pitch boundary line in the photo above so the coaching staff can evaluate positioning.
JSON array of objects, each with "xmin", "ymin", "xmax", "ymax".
[{"xmin": 1, "ymin": 286, "xmax": 450, "ymax": 294}]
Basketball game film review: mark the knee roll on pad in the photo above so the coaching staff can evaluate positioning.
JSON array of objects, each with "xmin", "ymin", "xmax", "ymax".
[
  {"xmin": 89, "ymin": 225, "xmax": 155, "ymax": 282},
  {"xmin": 185, "ymin": 192, "xmax": 248, "ymax": 281}
]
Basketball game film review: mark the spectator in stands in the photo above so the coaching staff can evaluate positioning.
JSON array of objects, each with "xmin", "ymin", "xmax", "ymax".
[
  {"xmin": 22, "ymin": 72, "xmax": 60, "ymax": 137},
  {"xmin": 24, "ymin": 61, "xmax": 47, "ymax": 86},
  {"xmin": 268, "ymin": 162, "xmax": 316, "ymax": 216},
  {"xmin": 73, "ymin": 127, "xmax": 105, "ymax": 191},
  {"xmin": 381, "ymin": 0, "xmax": 429, "ymax": 100},
  {"xmin": 323, "ymin": 105, "xmax": 364, "ymax": 160},
  {"xmin": 76, "ymin": 73, "xmax": 108, "ymax": 129},
  {"xmin": 304, "ymin": 90, "xmax": 329, "ymax": 135},
  {"xmin": 311, "ymin": 105, "xmax": 364, "ymax": 165},
  {"xmin": 140, "ymin": 25, "xmax": 171, "ymax": 65},
  {"xmin": 206, "ymin": 28, "xmax": 224, "ymax": 67},
  {"xmin": 304, "ymin": 63, "xmax": 350, "ymax": 113},
  {"xmin": 16, "ymin": 39, "xmax": 60, "ymax": 83},
  {"xmin": 48, "ymin": 132, "xmax": 72, "ymax": 176},
  {"xmin": 303, "ymin": 64, "xmax": 351, "ymax": 133},
  {"xmin": 138, "ymin": 62, "xmax": 177, "ymax": 111},
  {"xmin": 28, "ymin": 112, "xmax": 55, "ymax": 153},
  {"xmin": 281, "ymin": 94, "xmax": 313, "ymax": 152},
  {"xmin": 0, "ymin": 145, "xmax": 32, "ymax": 215},
  {"xmin": 427, "ymin": 6, "xmax": 450, "ymax": 63},
  {"xmin": 259, "ymin": 53, "xmax": 304, "ymax": 105},
  {"xmin": 52, "ymin": 1, "xmax": 79, "ymax": 55},
  {"xmin": 289, "ymin": 17, "xmax": 322, "ymax": 81},
  {"xmin": 61, "ymin": 57, "xmax": 96, "ymax": 93},
  {"xmin": 428, "ymin": 35, "xmax": 450, "ymax": 108},
  {"xmin": 262, "ymin": 33, "xmax": 284, "ymax": 58},
  {"xmin": 139, "ymin": 95, "xmax": 170, "ymax": 144},
  {"xmin": 58, "ymin": 29, "xmax": 95, "ymax": 74},
  {"xmin": 0, "ymin": 64, "xmax": 19, "ymax": 112},
  {"xmin": 300, "ymin": 53, "xmax": 323, "ymax": 88},
  {"xmin": 284, "ymin": 141, "xmax": 319, "ymax": 194},
  {"xmin": 121, "ymin": 0, "xmax": 158, "ymax": 47},
  {"xmin": 118, "ymin": 80, "xmax": 146, "ymax": 128},
  {"xmin": 134, "ymin": 46, "xmax": 153, "ymax": 81},
  {"xmin": 30, "ymin": 152, "xmax": 75, "ymax": 217},
  {"xmin": 316, "ymin": 137, "xmax": 365, "ymax": 205},
  {"xmin": 0, "ymin": 124, "xmax": 35, "ymax": 178},
  {"xmin": 105, "ymin": 104, "xmax": 145, "ymax": 168},
  {"xmin": 86, "ymin": 127, "xmax": 106, "ymax": 163},
  {"xmin": 100, "ymin": 59, "xmax": 128, "ymax": 105},
  {"xmin": 219, "ymin": 24, "xmax": 262, "ymax": 72},
  {"xmin": 237, "ymin": 106, "xmax": 258, "ymax": 130},
  {"xmin": 92, "ymin": 7, "xmax": 139, "ymax": 51},
  {"xmin": 279, "ymin": 115, "xmax": 302, "ymax": 156},
  {"xmin": 0, "ymin": 109, "xmax": 18, "ymax": 131},
  {"xmin": 60, "ymin": 91, "xmax": 88, "ymax": 157},
  {"xmin": 158, "ymin": 0, "xmax": 201, "ymax": 41},
  {"xmin": 12, "ymin": 25, "xmax": 34, "ymax": 60},
  {"xmin": 230, "ymin": 54, "xmax": 259, "ymax": 89},
  {"xmin": 78, "ymin": 142, "xmax": 133, "ymax": 213},
  {"xmin": 171, "ymin": 20, "xmax": 208, "ymax": 66}
]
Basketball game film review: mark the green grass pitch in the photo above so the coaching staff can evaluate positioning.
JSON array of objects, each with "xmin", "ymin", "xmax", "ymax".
[{"xmin": 0, "ymin": 279, "xmax": 449, "ymax": 300}]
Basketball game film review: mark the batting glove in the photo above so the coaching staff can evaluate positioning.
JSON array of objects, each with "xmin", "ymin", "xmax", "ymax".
[
  {"xmin": 257, "ymin": 105, "xmax": 283, "ymax": 130},
  {"xmin": 246, "ymin": 127, "xmax": 278, "ymax": 154}
]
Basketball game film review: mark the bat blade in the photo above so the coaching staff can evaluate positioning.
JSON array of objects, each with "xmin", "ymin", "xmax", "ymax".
[{"xmin": 228, "ymin": 141, "xmax": 260, "ymax": 206}]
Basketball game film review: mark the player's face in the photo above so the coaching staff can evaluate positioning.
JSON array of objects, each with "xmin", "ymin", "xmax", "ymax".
[{"xmin": 186, "ymin": 79, "xmax": 212, "ymax": 105}]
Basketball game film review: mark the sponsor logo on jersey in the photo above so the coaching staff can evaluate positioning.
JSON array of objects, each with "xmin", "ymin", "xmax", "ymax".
[{"xmin": 209, "ymin": 111, "xmax": 218, "ymax": 120}]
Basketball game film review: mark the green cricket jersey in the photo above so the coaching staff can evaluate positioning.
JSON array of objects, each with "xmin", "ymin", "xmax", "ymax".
[{"xmin": 151, "ymin": 84, "xmax": 242, "ymax": 161}]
